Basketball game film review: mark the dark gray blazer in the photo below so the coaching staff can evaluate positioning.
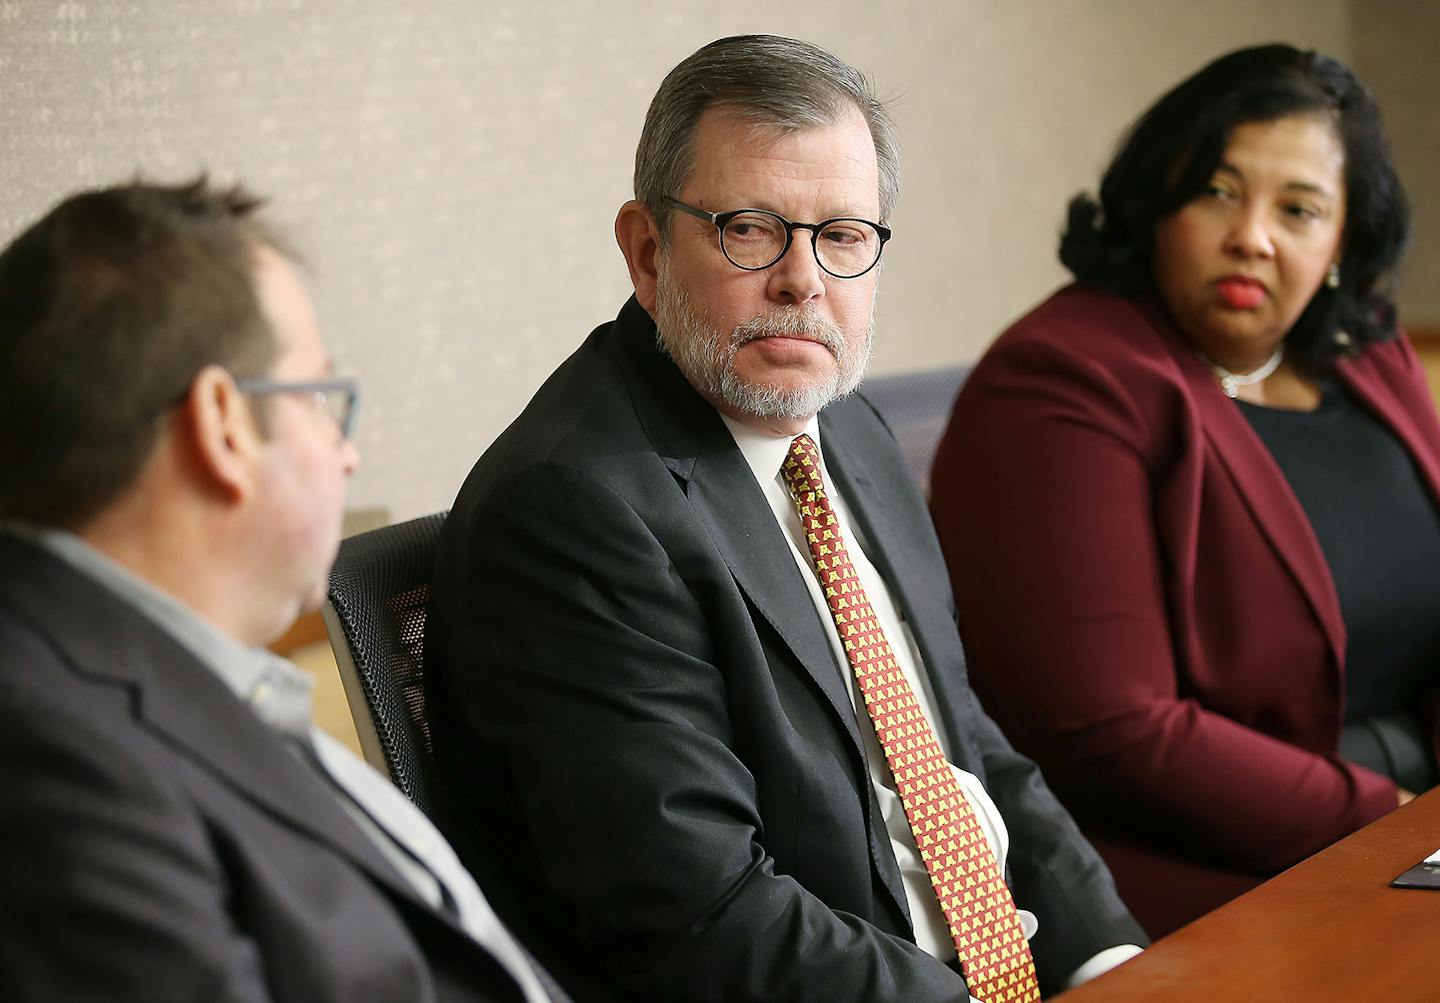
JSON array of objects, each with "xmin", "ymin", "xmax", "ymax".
[
  {"xmin": 427, "ymin": 297, "xmax": 1144, "ymax": 1003},
  {"xmin": 0, "ymin": 535, "xmax": 542, "ymax": 1003}
]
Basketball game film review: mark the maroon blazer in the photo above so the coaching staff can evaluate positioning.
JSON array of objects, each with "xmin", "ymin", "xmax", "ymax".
[{"xmin": 929, "ymin": 284, "xmax": 1440, "ymax": 938}]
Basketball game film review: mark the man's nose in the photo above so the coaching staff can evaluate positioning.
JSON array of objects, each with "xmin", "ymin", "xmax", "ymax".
[{"xmin": 766, "ymin": 230, "xmax": 827, "ymax": 305}]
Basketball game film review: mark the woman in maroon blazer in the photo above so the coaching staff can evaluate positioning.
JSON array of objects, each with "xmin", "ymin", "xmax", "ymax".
[{"xmin": 930, "ymin": 45, "xmax": 1440, "ymax": 938}]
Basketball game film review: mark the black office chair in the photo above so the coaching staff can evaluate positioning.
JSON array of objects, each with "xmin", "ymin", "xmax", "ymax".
[
  {"xmin": 322, "ymin": 511, "xmax": 447, "ymax": 816},
  {"xmin": 861, "ymin": 364, "xmax": 971, "ymax": 494}
]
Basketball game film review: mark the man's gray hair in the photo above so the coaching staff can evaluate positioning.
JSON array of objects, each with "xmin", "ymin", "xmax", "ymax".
[{"xmin": 634, "ymin": 34, "xmax": 900, "ymax": 237}]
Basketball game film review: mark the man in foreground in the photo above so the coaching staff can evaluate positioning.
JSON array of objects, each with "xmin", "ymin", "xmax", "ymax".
[
  {"xmin": 428, "ymin": 35, "xmax": 1145, "ymax": 1003},
  {"xmin": 0, "ymin": 179, "xmax": 564, "ymax": 1002}
]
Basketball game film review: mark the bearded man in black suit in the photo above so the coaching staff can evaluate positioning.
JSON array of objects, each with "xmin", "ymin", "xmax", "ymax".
[{"xmin": 428, "ymin": 35, "xmax": 1146, "ymax": 1003}]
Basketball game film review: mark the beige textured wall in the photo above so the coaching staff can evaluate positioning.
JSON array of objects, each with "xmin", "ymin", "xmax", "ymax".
[
  {"xmin": 0, "ymin": 1, "xmax": 1372, "ymax": 521},
  {"xmin": 1352, "ymin": 0, "xmax": 1440, "ymax": 327}
]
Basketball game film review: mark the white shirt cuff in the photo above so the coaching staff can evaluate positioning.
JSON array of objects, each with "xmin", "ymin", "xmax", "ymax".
[{"xmin": 1065, "ymin": 944, "xmax": 1144, "ymax": 988}]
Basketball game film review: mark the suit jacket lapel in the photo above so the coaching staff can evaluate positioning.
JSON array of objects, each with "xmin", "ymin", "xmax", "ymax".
[
  {"xmin": 610, "ymin": 301, "xmax": 912, "ymax": 923},
  {"xmin": 1336, "ymin": 345, "xmax": 1440, "ymax": 507},
  {"xmin": 685, "ymin": 452, "xmax": 867, "ymax": 752},
  {"xmin": 1178, "ymin": 331, "xmax": 1440, "ymax": 680},
  {"xmin": 819, "ymin": 407, "xmax": 986, "ymax": 774},
  {"xmin": 614, "ymin": 300, "xmax": 863, "ymax": 754},
  {"xmin": 1152, "ymin": 303, "xmax": 1347, "ymax": 667},
  {"xmin": 0, "ymin": 537, "xmax": 451, "ymax": 923}
]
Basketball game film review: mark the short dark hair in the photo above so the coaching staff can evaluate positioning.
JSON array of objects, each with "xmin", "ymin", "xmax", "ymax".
[
  {"xmin": 0, "ymin": 177, "xmax": 285, "ymax": 529},
  {"xmin": 634, "ymin": 34, "xmax": 900, "ymax": 237},
  {"xmin": 1060, "ymin": 44, "xmax": 1410, "ymax": 374}
]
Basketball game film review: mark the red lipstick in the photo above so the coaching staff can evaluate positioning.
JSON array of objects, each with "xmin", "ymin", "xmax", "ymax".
[{"xmin": 1215, "ymin": 276, "xmax": 1266, "ymax": 310}]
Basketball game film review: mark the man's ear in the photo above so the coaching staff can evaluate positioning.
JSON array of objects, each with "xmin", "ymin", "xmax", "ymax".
[
  {"xmin": 615, "ymin": 200, "xmax": 662, "ymax": 315},
  {"xmin": 182, "ymin": 365, "xmax": 263, "ymax": 504}
]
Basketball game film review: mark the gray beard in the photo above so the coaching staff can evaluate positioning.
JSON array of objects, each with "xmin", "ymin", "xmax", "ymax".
[{"xmin": 653, "ymin": 270, "xmax": 874, "ymax": 423}]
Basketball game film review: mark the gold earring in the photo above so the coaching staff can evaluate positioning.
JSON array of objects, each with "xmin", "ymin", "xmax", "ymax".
[{"xmin": 1326, "ymin": 262, "xmax": 1341, "ymax": 289}]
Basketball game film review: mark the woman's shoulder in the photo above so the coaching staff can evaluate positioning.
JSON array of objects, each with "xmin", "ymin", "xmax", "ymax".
[
  {"xmin": 1342, "ymin": 329, "xmax": 1431, "ymax": 406},
  {"xmin": 990, "ymin": 284, "xmax": 1174, "ymax": 362},
  {"xmin": 1350, "ymin": 328, "xmax": 1420, "ymax": 372},
  {"xmin": 973, "ymin": 284, "xmax": 1185, "ymax": 393},
  {"xmin": 950, "ymin": 286, "xmax": 1197, "ymax": 455}
]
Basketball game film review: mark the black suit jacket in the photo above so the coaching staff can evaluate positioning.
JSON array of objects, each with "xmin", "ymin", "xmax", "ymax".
[
  {"xmin": 0, "ymin": 535, "xmax": 543, "ymax": 1003},
  {"xmin": 427, "ymin": 297, "xmax": 1144, "ymax": 1002}
]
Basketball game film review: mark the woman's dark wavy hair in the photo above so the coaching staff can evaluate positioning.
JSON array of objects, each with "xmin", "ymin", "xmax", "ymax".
[{"xmin": 1059, "ymin": 43, "xmax": 1410, "ymax": 374}]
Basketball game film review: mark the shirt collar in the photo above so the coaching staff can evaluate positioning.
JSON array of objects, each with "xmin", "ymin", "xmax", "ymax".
[
  {"xmin": 717, "ymin": 412, "xmax": 823, "ymax": 484},
  {"xmin": 3, "ymin": 523, "xmax": 315, "ymax": 738}
]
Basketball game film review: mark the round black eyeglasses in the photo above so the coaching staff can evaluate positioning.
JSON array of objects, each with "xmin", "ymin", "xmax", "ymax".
[{"xmin": 666, "ymin": 197, "xmax": 891, "ymax": 279}]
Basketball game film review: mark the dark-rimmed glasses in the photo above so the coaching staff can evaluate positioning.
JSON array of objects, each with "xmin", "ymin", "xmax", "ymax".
[
  {"xmin": 666, "ymin": 197, "xmax": 891, "ymax": 279},
  {"xmin": 235, "ymin": 377, "xmax": 361, "ymax": 441}
]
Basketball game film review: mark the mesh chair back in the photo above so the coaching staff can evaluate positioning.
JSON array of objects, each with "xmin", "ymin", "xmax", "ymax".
[
  {"xmin": 861, "ymin": 364, "xmax": 971, "ymax": 495},
  {"xmin": 322, "ymin": 512, "xmax": 446, "ymax": 816}
]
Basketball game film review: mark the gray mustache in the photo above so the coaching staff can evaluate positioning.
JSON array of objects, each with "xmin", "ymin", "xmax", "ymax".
[{"xmin": 732, "ymin": 309, "xmax": 845, "ymax": 352}]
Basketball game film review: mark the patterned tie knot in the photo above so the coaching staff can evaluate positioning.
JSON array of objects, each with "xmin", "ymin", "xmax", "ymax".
[{"xmin": 781, "ymin": 433, "xmax": 826, "ymax": 504}]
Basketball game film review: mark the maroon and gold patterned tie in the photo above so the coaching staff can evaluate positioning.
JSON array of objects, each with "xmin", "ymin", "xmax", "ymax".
[{"xmin": 781, "ymin": 434, "xmax": 1040, "ymax": 1003}]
